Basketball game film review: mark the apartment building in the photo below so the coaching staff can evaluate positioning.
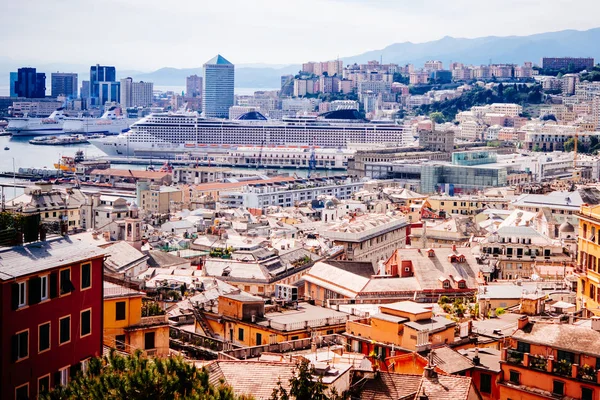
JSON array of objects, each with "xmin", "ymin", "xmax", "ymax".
[
  {"xmin": 0, "ymin": 238, "xmax": 105, "ymax": 400},
  {"xmin": 577, "ymin": 204, "xmax": 600, "ymax": 317},
  {"xmin": 500, "ymin": 316, "xmax": 600, "ymax": 400},
  {"xmin": 103, "ymin": 282, "xmax": 169, "ymax": 357}
]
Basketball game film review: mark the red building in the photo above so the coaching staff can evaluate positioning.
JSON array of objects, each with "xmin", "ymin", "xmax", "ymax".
[{"xmin": 0, "ymin": 238, "xmax": 105, "ymax": 400}]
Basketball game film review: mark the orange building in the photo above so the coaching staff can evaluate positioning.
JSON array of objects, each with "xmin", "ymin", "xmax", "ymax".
[{"xmin": 499, "ymin": 316, "xmax": 600, "ymax": 400}]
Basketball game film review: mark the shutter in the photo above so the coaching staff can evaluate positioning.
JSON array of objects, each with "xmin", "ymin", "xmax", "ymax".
[
  {"xmin": 68, "ymin": 279, "xmax": 76, "ymax": 293},
  {"xmin": 11, "ymin": 283, "xmax": 19, "ymax": 310},
  {"xmin": 29, "ymin": 277, "xmax": 42, "ymax": 305},
  {"xmin": 54, "ymin": 371, "xmax": 61, "ymax": 386},
  {"xmin": 11, "ymin": 335, "xmax": 18, "ymax": 362},
  {"xmin": 50, "ymin": 272, "xmax": 58, "ymax": 298},
  {"xmin": 70, "ymin": 362, "xmax": 81, "ymax": 378}
]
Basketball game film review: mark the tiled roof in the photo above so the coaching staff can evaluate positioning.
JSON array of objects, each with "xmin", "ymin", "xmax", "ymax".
[
  {"xmin": 416, "ymin": 373, "xmax": 475, "ymax": 400},
  {"xmin": 512, "ymin": 321, "xmax": 600, "ymax": 358},
  {"xmin": 429, "ymin": 346, "xmax": 474, "ymax": 374},
  {"xmin": 205, "ymin": 360, "xmax": 294, "ymax": 400},
  {"xmin": 89, "ymin": 168, "xmax": 170, "ymax": 179},
  {"xmin": 358, "ymin": 372, "xmax": 422, "ymax": 400},
  {"xmin": 0, "ymin": 237, "xmax": 105, "ymax": 280},
  {"xmin": 103, "ymin": 241, "xmax": 148, "ymax": 272},
  {"xmin": 103, "ymin": 281, "xmax": 144, "ymax": 299}
]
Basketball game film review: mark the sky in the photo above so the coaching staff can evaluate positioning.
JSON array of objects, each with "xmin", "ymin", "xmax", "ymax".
[{"xmin": 2, "ymin": 0, "xmax": 600, "ymax": 71}]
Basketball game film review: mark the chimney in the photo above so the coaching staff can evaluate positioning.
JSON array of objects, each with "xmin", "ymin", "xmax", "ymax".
[
  {"xmin": 472, "ymin": 348, "xmax": 481, "ymax": 366},
  {"xmin": 452, "ymin": 244, "xmax": 457, "ymax": 252},
  {"xmin": 591, "ymin": 317, "xmax": 600, "ymax": 332},
  {"xmin": 517, "ymin": 315, "xmax": 529, "ymax": 330}
]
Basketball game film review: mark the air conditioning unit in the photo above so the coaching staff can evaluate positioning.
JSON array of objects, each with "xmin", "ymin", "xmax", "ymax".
[{"xmin": 275, "ymin": 284, "xmax": 298, "ymax": 302}]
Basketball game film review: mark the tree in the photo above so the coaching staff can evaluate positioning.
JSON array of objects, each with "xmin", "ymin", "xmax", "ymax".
[
  {"xmin": 40, "ymin": 350, "xmax": 247, "ymax": 400},
  {"xmin": 564, "ymin": 138, "xmax": 584, "ymax": 153},
  {"xmin": 429, "ymin": 112, "xmax": 445, "ymax": 124},
  {"xmin": 270, "ymin": 359, "xmax": 347, "ymax": 400}
]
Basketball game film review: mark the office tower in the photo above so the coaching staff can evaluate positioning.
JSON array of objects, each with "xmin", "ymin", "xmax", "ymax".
[
  {"xmin": 202, "ymin": 55, "xmax": 234, "ymax": 118},
  {"xmin": 15, "ymin": 67, "xmax": 46, "ymax": 98},
  {"xmin": 51, "ymin": 72, "xmax": 78, "ymax": 98},
  {"xmin": 186, "ymin": 75, "xmax": 203, "ymax": 98},
  {"xmin": 81, "ymin": 81, "xmax": 90, "ymax": 99},
  {"xmin": 90, "ymin": 64, "xmax": 116, "ymax": 104},
  {"xmin": 98, "ymin": 81, "xmax": 120, "ymax": 105},
  {"xmin": 9, "ymin": 72, "xmax": 17, "ymax": 97},
  {"xmin": 121, "ymin": 77, "xmax": 153, "ymax": 107}
]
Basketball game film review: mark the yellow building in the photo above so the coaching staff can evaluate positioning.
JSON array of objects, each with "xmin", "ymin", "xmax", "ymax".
[
  {"xmin": 195, "ymin": 293, "xmax": 349, "ymax": 347},
  {"xmin": 345, "ymin": 301, "xmax": 457, "ymax": 356},
  {"xmin": 103, "ymin": 282, "xmax": 170, "ymax": 356},
  {"xmin": 138, "ymin": 183, "xmax": 183, "ymax": 214},
  {"xmin": 577, "ymin": 204, "xmax": 600, "ymax": 316},
  {"xmin": 426, "ymin": 195, "xmax": 509, "ymax": 217}
]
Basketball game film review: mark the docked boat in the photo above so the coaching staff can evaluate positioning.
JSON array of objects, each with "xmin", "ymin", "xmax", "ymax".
[
  {"xmin": 53, "ymin": 155, "xmax": 77, "ymax": 172},
  {"xmin": 29, "ymin": 134, "xmax": 94, "ymax": 146},
  {"xmin": 88, "ymin": 109, "xmax": 412, "ymax": 158},
  {"xmin": 63, "ymin": 107, "xmax": 136, "ymax": 135},
  {"xmin": 7, "ymin": 109, "xmax": 67, "ymax": 136}
]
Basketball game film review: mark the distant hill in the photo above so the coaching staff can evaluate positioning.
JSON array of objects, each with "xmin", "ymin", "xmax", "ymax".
[
  {"xmin": 343, "ymin": 28, "xmax": 600, "ymax": 66},
  {"xmin": 2, "ymin": 28, "xmax": 600, "ymax": 90}
]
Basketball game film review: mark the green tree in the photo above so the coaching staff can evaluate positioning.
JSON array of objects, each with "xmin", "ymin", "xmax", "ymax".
[
  {"xmin": 40, "ymin": 350, "xmax": 247, "ymax": 400},
  {"xmin": 429, "ymin": 112, "xmax": 445, "ymax": 124},
  {"xmin": 564, "ymin": 138, "xmax": 583, "ymax": 152},
  {"xmin": 270, "ymin": 359, "xmax": 347, "ymax": 400}
]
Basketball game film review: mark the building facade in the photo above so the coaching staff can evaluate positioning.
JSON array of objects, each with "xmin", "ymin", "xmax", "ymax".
[
  {"xmin": 120, "ymin": 78, "xmax": 153, "ymax": 108},
  {"xmin": 202, "ymin": 55, "xmax": 234, "ymax": 118},
  {"xmin": 15, "ymin": 68, "xmax": 46, "ymax": 98},
  {"xmin": 0, "ymin": 238, "xmax": 105, "ymax": 400},
  {"xmin": 50, "ymin": 73, "xmax": 78, "ymax": 99},
  {"xmin": 186, "ymin": 74, "xmax": 203, "ymax": 98}
]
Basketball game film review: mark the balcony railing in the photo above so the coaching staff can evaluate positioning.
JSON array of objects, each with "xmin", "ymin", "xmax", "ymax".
[
  {"xmin": 529, "ymin": 355, "xmax": 547, "ymax": 371},
  {"xmin": 506, "ymin": 349, "xmax": 524, "ymax": 365},
  {"xmin": 553, "ymin": 360, "xmax": 573, "ymax": 377}
]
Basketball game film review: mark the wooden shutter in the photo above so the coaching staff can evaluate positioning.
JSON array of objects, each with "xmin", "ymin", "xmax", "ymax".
[
  {"xmin": 11, "ymin": 334, "xmax": 18, "ymax": 362},
  {"xmin": 29, "ymin": 277, "xmax": 42, "ymax": 305},
  {"xmin": 11, "ymin": 283, "xmax": 19, "ymax": 310},
  {"xmin": 50, "ymin": 272, "xmax": 58, "ymax": 298}
]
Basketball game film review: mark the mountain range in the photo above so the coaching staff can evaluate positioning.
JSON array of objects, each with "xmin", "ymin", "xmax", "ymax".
[{"xmin": 1, "ymin": 28, "xmax": 600, "ymax": 90}]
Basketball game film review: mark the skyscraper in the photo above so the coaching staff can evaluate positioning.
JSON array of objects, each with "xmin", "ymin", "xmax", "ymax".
[
  {"xmin": 120, "ymin": 77, "xmax": 153, "ymax": 108},
  {"xmin": 81, "ymin": 81, "xmax": 90, "ymax": 99},
  {"xmin": 9, "ymin": 72, "xmax": 17, "ymax": 97},
  {"xmin": 202, "ymin": 55, "xmax": 234, "ymax": 118},
  {"xmin": 15, "ymin": 67, "xmax": 46, "ymax": 98},
  {"xmin": 90, "ymin": 64, "xmax": 116, "ymax": 105},
  {"xmin": 51, "ymin": 72, "xmax": 78, "ymax": 98},
  {"xmin": 186, "ymin": 75, "xmax": 203, "ymax": 98}
]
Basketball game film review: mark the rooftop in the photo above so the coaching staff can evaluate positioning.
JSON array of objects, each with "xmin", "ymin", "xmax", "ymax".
[
  {"xmin": 103, "ymin": 281, "xmax": 144, "ymax": 299},
  {"xmin": 512, "ymin": 321, "xmax": 600, "ymax": 358},
  {"xmin": 0, "ymin": 237, "xmax": 105, "ymax": 280},
  {"xmin": 204, "ymin": 54, "xmax": 233, "ymax": 66}
]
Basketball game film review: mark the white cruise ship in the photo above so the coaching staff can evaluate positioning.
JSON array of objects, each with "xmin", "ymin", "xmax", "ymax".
[
  {"xmin": 7, "ymin": 109, "xmax": 67, "ymax": 136},
  {"xmin": 89, "ymin": 110, "xmax": 411, "ymax": 157},
  {"xmin": 63, "ymin": 107, "xmax": 137, "ymax": 135}
]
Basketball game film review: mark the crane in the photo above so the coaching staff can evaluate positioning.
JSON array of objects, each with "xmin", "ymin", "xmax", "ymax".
[
  {"xmin": 307, "ymin": 144, "xmax": 317, "ymax": 178},
  {"xmin": 256, "ymin": 140, "xmax": 265, "ymax": 170}
]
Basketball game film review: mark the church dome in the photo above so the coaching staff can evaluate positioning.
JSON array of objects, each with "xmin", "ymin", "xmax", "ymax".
[{"xmin": 559, "ymin": 221, "xmax": 575, "ymax": 233}]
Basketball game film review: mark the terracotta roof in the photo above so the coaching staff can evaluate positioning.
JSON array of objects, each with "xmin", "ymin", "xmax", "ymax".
[
  {"xmin": 512, "ymin": 321, "xmax": 600, "ymax": 358},
  {"xmin": 205, "ymin": 360, "xmax": 295, "ymax": 399},
  {"xmin": 89, "ymin": 168, "xmax": 170, "ymax": 179},
  {"xmin": 358, "ymin": 372, "xmax": 422, "ymax": 400},
  {"xmin": 416, "ymin": 373, "xmax": 475, "ymax": 400},
  {"xmin": 429, "ymin": 346, "xmax": 474, "ymax": 374}
]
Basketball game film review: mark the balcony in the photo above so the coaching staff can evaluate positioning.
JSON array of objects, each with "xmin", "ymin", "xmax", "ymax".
[
  {"xmin": 126, "ymin": 314, "xmax": 169, "ymax": 331},
  {"xmin": 553, "ymin": 360, "xmax": 572, "ymax": 377},
  {"xmin": 506, "ymin": 349, "xmax": 524, "ymax": 365}
]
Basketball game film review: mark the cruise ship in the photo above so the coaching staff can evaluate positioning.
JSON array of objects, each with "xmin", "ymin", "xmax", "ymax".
[
  {"xmin": 89, "ymin": 109, "xmax": 411, "ymax": 157},
  {"xmin": 7, "ymin": 109, "xmax": 67, "ymax": 136},
  {"xmin": 63, "ymin": 107, "xmax": 136, "ymax": 135}
]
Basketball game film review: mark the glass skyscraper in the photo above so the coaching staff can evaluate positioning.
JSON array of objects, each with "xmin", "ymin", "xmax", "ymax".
[
  {"xmin": 90, "ymin": 64, "xmax": 117, "ymax": 105},
  {"xmin": 202, "ymin": 55, "xmax": 234, "ymax": 118}
]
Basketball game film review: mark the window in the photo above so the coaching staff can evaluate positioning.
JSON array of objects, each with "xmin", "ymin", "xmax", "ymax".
[
  {"xmin": 59, "ymin": 316, "xmax": 71, "ymax": 345},
  {"xmin": 557, "ymin": 350, "xmax": 575, "ymax": 364},
  {"xmin": 238, "ymin": 328, "xmax": 244, "ymax": 341},
  {"xmin": 38, "ymin": 375, "xmax": 50, "ymax": 396},
  {"xmin": 115, "ymin": 334, "xmax": 126, "ymax": 350},
  {"xmin": 16, "ymin": 281, "xmax": 26, "ymax": 308},
  {"xmin": 15, "ymin": 383, "xmax": 29, "ymax": 400},
  {"xmin": 553, "ymin": 381, "xmax": 564, "ymax": 396},
  {"xmin": 516, "ymin": 341, "xmax": 530, "ymax": 353},
  {"xmin": 116, "ymin": 301, "xmax": 126, "ymax": 321},
  {"xmin": 40, "ymin": 275, "xmax": 48, "ymax": 301},
  {"xmin": 509, "ymin": 370, "xmax": 520, "ymax": 384},
  {"xmin": 39, "ymin": 322, "xmax": 50, "ymax": 353},
  {"xmin": 81, "ymin": 309, "xmax": 91, "ymax": 338},
  {"xmin": 81, "ymin": 263, "xmax": 91, "ymax": 290},
  {"xmin": 256, "ymin": 333, "xmax": 262, "ymax": 345},
  {"xmin": 81, "ymin": 359, "xmax": 90, "ymax": 376},
  {"xmin": 60, "ymin": 268, "xmax": 73, "ymax": 295},
  {"xmin": 59, "ymin": 367, "xmax": 69, "ymax": 386},
  {"xmin": 480, "ymin": 373, "xmax": 492, "ymax": 393},
  {"xmin": 144, "ymin": 332, "xmax": 155, "ymax": 350},
  {"xmin": 582, "ymin": 387, "xmax": 594, "ymax": 400},
  {"xmin": 12, "ymin": 330, "xmax": 29, "ymax": 361},
  {"xmin": 443, "ymin": 280, "xmax": 450, "ymax": 289}
]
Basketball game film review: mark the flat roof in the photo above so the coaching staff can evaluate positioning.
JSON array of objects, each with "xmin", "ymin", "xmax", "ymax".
[{"xmin": 0, "ymin": 237, "xmax": 106, "ymax": 280}]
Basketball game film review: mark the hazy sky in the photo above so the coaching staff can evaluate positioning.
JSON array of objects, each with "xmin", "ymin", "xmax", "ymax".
[{"xmin": 3, "ymin": 0, "xmax": 600, "ymax": 71}]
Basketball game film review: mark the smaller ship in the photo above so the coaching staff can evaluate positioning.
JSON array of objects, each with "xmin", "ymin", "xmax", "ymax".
[
  {"xmin": 7, "ymin": 108, "xmax": 67, "ymax": 136},
  {"xmin": 29, "ymin": 134, "xmax": 97, "ymax": 146},
  {"xmin": 63, "ymin": 107, "xmax": 136, "ymax": 135},
  {"xmin": 53, "ymin": 155, "xmax": 77, "ymax": 172}
]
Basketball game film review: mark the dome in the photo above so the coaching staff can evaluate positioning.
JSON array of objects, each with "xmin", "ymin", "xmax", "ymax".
[
  {"xmin": 319, "ymin": 109, "xmax": 364, "ymax": 120},
  {"xmin": 236, "ymin": 111, "xmax": 267, "ymax": 121},
  {"xmin": 559, "ymin": 221, "xmax": 575, "ymax": 233}
]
